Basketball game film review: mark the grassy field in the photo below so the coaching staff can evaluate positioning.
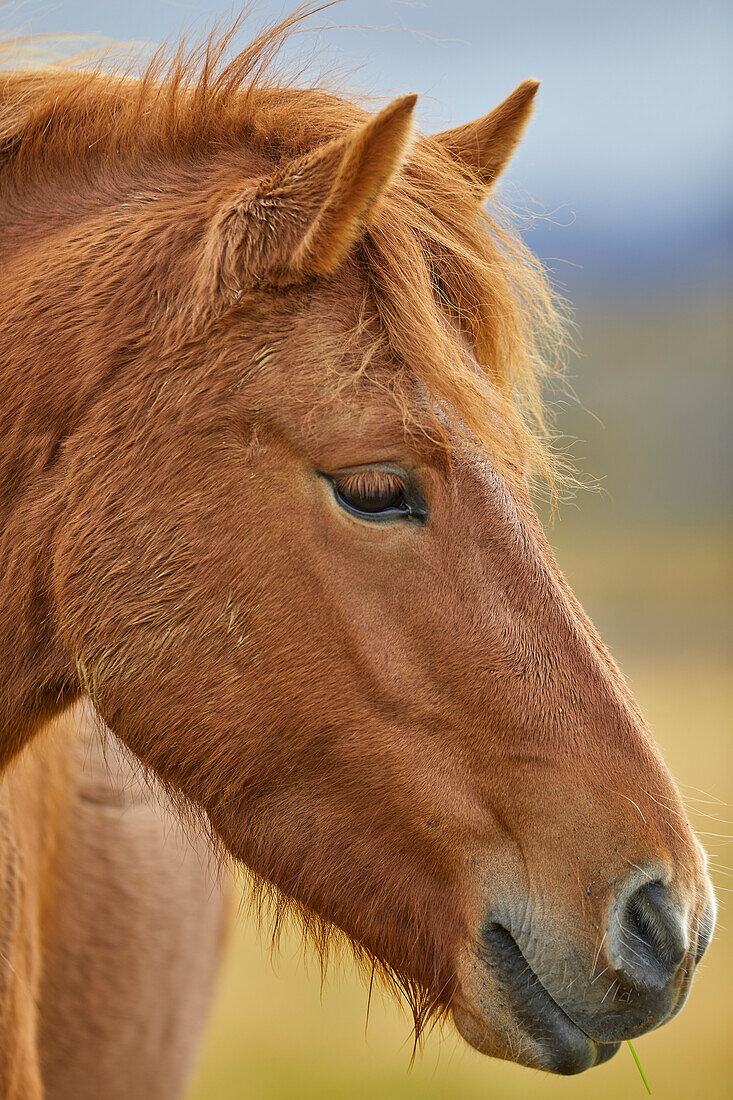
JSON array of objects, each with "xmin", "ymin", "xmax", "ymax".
[{"xmin": 189, "ymin": 529, "xmax": 732, "ymax": 1100}]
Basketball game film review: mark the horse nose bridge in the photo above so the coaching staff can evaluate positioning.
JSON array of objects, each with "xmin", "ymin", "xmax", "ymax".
[{"xmin": 487, "ymin": 566, "xmax": 639, "ymax": 741}]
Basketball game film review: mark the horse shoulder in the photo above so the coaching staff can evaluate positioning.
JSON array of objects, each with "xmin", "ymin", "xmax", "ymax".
[
  {"xmin": 0, "ymin": 724, "xmax": 71, "ymax": 1099},
  {"xmin": 36, "ymin": 702, "xmax": 230, "ymax": 1100},
  {"xmin": 0, "ymin": 704, "xmax": 229, "ymax": 1100}
]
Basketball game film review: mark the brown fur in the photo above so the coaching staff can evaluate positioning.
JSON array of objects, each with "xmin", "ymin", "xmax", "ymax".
[
  {"xmin": 39, "ymin": 705, "xmax": 228, "ymax": 1099},
  {"xmin": 0, "ymin": 7, "xmax": 715, "ymax": 1090},
  {"xmin": 0, "ymin": 706, "xmax": 227, "ymax": 1100},
  {"xmin": 434, "ymin": 79, "xmax": 541, "ymax": 190}
]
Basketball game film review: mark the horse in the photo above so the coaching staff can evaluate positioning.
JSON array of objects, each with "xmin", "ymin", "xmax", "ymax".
[{"xmin": 0, "ymin": 11, "xmax": 716, "ymax": 1098}]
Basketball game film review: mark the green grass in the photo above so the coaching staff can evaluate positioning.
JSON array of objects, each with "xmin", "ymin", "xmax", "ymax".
[{"xmin": 627, "ymin": 1041, "xmax": 652, "ymax": 1094}]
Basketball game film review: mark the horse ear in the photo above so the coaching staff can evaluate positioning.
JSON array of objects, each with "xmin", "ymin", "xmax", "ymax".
[
  {"xmin": 433, "ymin": 80, "xmax": 539, "ymax": 192},
  {"xmin": 207, "ymin": 93, "xmax": 417, "ymax": 299}
]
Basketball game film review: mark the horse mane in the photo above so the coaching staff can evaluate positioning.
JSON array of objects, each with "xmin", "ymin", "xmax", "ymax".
[
  {"xmin": 0, "ymin": 3, "xmax": 567, "ymax": 1043},
  {"xmin": 1, "ymin": 5, "xmax": 567, "ymax": 486}
]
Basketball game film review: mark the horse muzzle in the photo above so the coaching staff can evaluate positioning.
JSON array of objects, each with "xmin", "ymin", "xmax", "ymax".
[{"xmin": 453, "ymin": 866, "xmax": 716, "ymax": 1074}]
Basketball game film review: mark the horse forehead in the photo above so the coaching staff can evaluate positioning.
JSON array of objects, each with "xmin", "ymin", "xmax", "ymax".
[
  {"xmin": 270, "ymin": 379, "xmax": 433, "ymax": 466},
  {"xmin": 247, "ymin": 315, "xmax": 437, "ymax": 457}
]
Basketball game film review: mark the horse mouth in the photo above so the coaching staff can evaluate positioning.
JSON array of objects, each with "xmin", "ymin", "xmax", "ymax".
[{"xmin": 456, "ymin": 925, "xmax": 621, "ymax": 1075}]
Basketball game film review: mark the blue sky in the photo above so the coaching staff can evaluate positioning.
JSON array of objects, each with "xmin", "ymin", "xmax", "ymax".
[{"xmin": 4, "ymin": 2, "xmax": 732, "ymax": 294}]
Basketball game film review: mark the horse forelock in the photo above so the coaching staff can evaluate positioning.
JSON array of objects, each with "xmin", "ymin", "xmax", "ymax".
[{"xmin": 0, "ymin": 6, "xmax": 567, "ymax": 488}]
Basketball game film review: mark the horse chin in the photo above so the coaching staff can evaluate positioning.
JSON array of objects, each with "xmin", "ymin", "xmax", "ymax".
[{"xmin": 451, "ymin": 1002, "xmax": 621, "ymax": 1076}]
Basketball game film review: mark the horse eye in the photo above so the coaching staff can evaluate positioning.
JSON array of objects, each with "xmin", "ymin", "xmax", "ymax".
[
  {"xmin": 334, "ymin": 471, "xmax": 407, "ymax": 516},
  {"xmin": 319, "ymin": 467, "xmax": 429, "ymax": 524}
]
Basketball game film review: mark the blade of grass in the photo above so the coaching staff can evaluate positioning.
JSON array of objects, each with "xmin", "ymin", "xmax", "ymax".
[{"xmin": 627, "ymin": 1040, "xmax": 652, "ymax": 1094}]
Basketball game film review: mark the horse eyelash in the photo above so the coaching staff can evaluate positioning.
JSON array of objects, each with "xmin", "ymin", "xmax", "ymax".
[{"xmin": 334, "ymin": 470, "xmax": 405, "ymax": 502}]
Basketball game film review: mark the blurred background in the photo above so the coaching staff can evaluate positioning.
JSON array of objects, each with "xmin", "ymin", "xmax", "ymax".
[{"xmin": 6, "ymin": 2, "xmax": 731, "ymax": 1097}]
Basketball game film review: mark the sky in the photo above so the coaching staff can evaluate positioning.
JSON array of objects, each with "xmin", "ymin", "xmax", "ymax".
[{"xmin": 4, "ymin": 1, "xmax": 732, "ymax": 296}]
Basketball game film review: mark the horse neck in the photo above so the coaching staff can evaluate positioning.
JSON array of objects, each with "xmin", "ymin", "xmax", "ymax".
[
  {"xmin": 0, "ymin": 121, "xmax": 263, "ymax": 771},
  {"xmin": 0, "ymin": 153, "xmax": 227, "ymax": 772},
  {"xmin": 0, "ymin": 483, "xmax": 73, "ymax": 775},
  {"xmin": 0, "ymin": 341, "xmax": 77, "ymax": 773},
  {"xmin": 0, "ymin": 168, "xmax": 102, "ymax": 770}
]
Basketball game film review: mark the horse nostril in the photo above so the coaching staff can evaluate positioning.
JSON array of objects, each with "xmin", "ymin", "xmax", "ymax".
[{"xmin": 609, "ymin": 881, "xmax": 687, "ymax": 991}]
